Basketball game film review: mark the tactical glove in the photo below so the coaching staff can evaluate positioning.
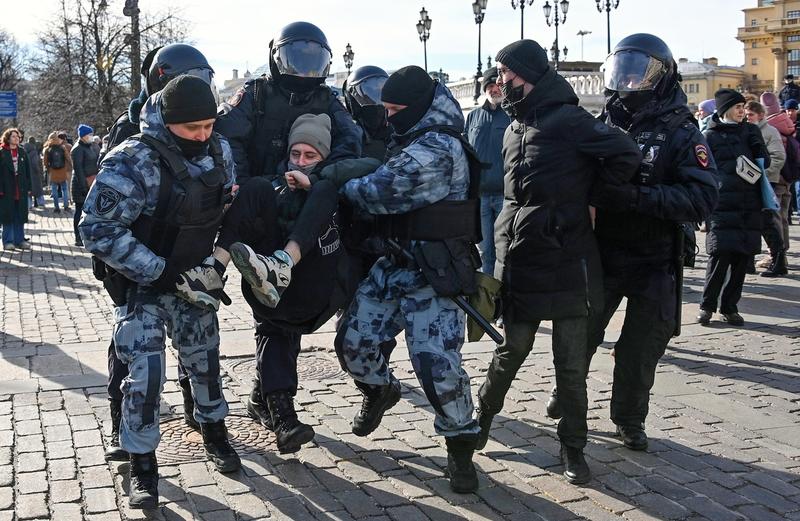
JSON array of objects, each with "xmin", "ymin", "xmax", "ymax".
[{"xmin": 175, "ymin": 256, "xmax": 232, "ymax": 311}]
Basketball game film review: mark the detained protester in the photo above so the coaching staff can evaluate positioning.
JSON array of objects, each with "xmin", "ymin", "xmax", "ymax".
[
  {"xmin": 80, "ymin": 76, "xmax": 240, "ymax": 509},
  {"xmin": 474, "ymin": 40, "xmax": 642, "ymax": 485},
  {"xmin": 215, "ymin": 22, "xmax": 361, "ymax": 186},
  {"xmin": 699, "ymin": 88, "xmax": 769, "ymax": 327},
  {"xmin": 549, "ymin": 34, "xmax": 719, "ymax": 455},
  {"xmin": 99, "ymin": 43, "xmax": 218, "ymax": 463},
  {"xmin": 335, "ymin": 66, "xmax": 484, "ymax": 493},
  {"xmin": 464, "ymin": 66, "xmax": 511, "ymax": 276}
]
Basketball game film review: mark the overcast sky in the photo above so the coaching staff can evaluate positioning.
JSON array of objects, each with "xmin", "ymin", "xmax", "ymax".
[{"xmin": 5, "ymin": 0, "xmax": 753, "ymax": 83}]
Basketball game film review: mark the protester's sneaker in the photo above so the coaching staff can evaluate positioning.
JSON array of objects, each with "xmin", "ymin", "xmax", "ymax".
[
  {"xmin": 722, "ymin": 312, "xmax": 744, "ymax": 327},
  {"xmin": 229, "ymin": 243, "xmax": 292, "ymax": 308},
  {"xmin": 352, "ymin": 379, "xmax": 401, "ymax": 437},
  {"xmin": 696, "ymin": 309, "xmax": 712, "ymax": 325},
  {"xmin": 2, "ymin": 243, "xmax": 14, "ymax": 251}
]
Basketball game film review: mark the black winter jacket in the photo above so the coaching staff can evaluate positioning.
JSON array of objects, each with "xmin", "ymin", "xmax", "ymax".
[
  {"xmin": 779, "ymin": 82, "xmax": 800, "ymax": 106},
  {"xmin": 70, "ymin": 140, "xmax": 99, "ymax": 205},
  {"xmin": 494, "ymin": 68, "xmax": 641, "ymax": 322},
  {"xmin": 703, "ymin": 115, "xmax": 769, "ymax": 256}
]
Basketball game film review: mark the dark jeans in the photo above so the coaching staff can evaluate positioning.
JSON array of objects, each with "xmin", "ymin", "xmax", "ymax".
[
  {"xmin": 479, "ymin": 316, "xmax": 589, "ymax": 449},
  {"xmin": 586, "ymin": 289, "xmax": 674, "ymax": 428},
  {"xmin": 73, "ymin": 201, "xmax": 83, "ymax": 244},
  {"xmin": 107, "ymin": 339, "xmax": 189, "ymax": 401},
  {"xmin": 478, "ymin": 194, "xmax": 504, "ymax": 275},
  {"xmin": 702, "ymin": 253, "xmax": 748, "ymax": 314},
  {"xmin": 761, "ymin": 210, "xmax": 785, "ymax": 255},
  {"xmin": 254, "ymin": 326, "xmax": 302, "ymax": 396}
]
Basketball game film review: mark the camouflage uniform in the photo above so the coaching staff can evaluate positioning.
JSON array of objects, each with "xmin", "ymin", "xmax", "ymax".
[
  {"xmin": 336, "ymin": 83, "xmax": 479, "ymax": 437},
  {"xmin": 79, "ymin": 93, "xmax": 235, "ymax": 454}
]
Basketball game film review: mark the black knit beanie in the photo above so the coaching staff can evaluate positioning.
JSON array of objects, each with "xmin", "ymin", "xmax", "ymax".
[
  {"xmin": 381, "ymin": 65, "xmax": 435, "ymax": 106},
  {"xmin": 714, "ymin": 88, "xmax": 746, "ymax": 118},
  {"xmin": 161, "ymin": 75, "xmax": 217, "ymax": 124},
  {"xmin": 495, "ymin": 39, "xmax": 550, "ymax": 85},
  {"xmin": 482, "ymin": 66, "xmax": 499, "ymax": 92}
]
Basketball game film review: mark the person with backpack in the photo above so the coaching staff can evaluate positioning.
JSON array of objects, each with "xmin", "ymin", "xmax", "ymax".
[
  {"xmin": 79, "ymin": 75, "xmax": 241, "ymax": 509},
  {"xmin": 761, "ymin": 92, "xmax": 798, "ymax": 276},
  {"xmin": 42, "ymin": 132, "xmax": 71, "ymax": 213}
]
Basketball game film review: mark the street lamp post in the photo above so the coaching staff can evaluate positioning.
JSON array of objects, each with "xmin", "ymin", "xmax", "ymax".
[
  {"xmin": 473, "ymin": 0, "xmax": 488, "ymax": 104},
  {"xmin": 123, "ymin": 0, "xmax": 141, "ymax": 94},
  {"xmin": 416, "ymin": 7, "xmax": 432, "ymax": 72},
  {"xmin": 577, "ymin": 30, "xmax": 592, "ymax": 61},
  {"xmin": 544, "ymin": 0, "xmax": 569, "ymax": 71},
  {"xmin": 343, "ymin": 43, "xmax": 354, "ymax": 76},
  {"xmin": 596, "ymin": 0, "xmax": 621, "ymax": 55},
  {"xmin": 510, "ymin": 0, "xmax": 535, "ymax": 40}
]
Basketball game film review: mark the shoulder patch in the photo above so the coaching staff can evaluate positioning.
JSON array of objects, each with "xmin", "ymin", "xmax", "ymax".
[
  {"xmin": 95, "ymin": 186, "xmax": 124, "ymax": 215},
  {"xmin": 227, "ymin": 87, "xmax": 245, "ymax": 107},
  {"xmin": 694, "ymin": 144, "xmax": 710, "ymax": 169}
]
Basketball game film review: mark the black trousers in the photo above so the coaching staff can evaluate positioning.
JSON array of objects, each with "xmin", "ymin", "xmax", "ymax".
[
  {"xmin": 701, "ymin": 253, "xmax": 748, "ymax": 314},
  {"xmin": 479, "ymin": 316, "xmax": 589, "ymax": 449},
  {"xmin": 761, "ymin": 210, "xmax": 785, "ymax": 255},
  {"xmin": 254, "ymin": 326, "xmax": 302, "ymax": 396},
  {"xmin": 586, "ymin": 289, "xmax": 674, "ymax": 428},
  {"xmin": 73, "ymin": 201, "xmax": 83, "ymax": 243}
]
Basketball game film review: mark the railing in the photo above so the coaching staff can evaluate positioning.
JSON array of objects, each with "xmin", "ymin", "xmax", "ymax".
[{"xmin": 562, "ymin": 72, "xmax": 605, "ymax": 96}]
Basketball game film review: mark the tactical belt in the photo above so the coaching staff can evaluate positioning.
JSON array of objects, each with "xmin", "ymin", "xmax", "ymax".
[{"xmin": 377, "ymin": 200, "xmax": 480, "ymax": 242}]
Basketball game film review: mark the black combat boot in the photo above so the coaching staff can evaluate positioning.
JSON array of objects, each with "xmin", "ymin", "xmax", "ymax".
[
  {"xmin": 266, "ymin": 391, "xmax": 315, "ymax": 454},
  {"xmin": 475, "ymin": 401, "xmax": 495, "ymax": 451},
  {"xmin": 201, "ymin": 420, "xmax": 241, "ymax": 473},
  {"xmin": 179, "ymin": 380, "xmax": 199, "ymax": 431},
  {"xmin": 545, "ymin": 386, "xmax": 562, "ymax": 419},
  {"xmin": 445, "ymin": 434, "xmax": 479, "ymax": 493},
  {"xmin": 352, "ymin": 379, "xmax": 401, "ymax": 437},
  {"xmin": 104, "ymin": 400, "xmax": 129, "ymax": 461},
  {"xmin": 616, "ymin": 424, "xmax": 648, "ymax": 451},
  {"xmin": 129, "ymin": 452, "xmax": 159, "ymax": 509},
  {"xmin": 560, "ymin": 443, "xmax": 591, "ymax": 484},
  {"xmin": 761, "ymin": 250, "xmax": 788, "ymax": 277},
  {"xmin": 246, "ymin": 385, "xmax": 274, "ymax": 431}
]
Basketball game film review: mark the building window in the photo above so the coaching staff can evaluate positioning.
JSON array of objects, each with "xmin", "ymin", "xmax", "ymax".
[
  {"xmin": 789, "ymin": 35, "xmax": 800, "ymax": 42},
  {"xmin": 789, "ymin": 65, "xmax": 800, "ymax": 76},
  {"xmin": 789, "ymin": 49, "xmax": 800, "ymax": 61},
  {"xmin": 789, "ymin": 10, "xmax": 800, "ymax": 18},
  {"xmin": 752, "ymin": 42, "xmax": 758, "ymax": 48},
  {"xmin": 752, "ymin": 19, "xmax": 758, "ymax": 26},
  {"xmin": 752, "ymin": 58, "xmax": 759, "ymax": 65}
]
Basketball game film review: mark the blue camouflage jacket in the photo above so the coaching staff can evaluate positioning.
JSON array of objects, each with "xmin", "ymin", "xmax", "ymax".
[
  {"xmin": 79, "ymin": 93, "xmax": 236, "ymax": 285},
  {"xmin": 343, "ymin": 82, "xmax": 469, "ymax": 214}
]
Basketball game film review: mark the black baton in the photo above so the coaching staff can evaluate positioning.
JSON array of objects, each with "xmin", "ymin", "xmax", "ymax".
[{"xmin": 387, "ymin": 239, "xmax": 505, "ymax": 344}]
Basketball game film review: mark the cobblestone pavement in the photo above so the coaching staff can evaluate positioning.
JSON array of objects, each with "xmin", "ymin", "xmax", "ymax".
[{"xmin": 0, "ymin": 205, "xmax": 798, "ymax": 520}]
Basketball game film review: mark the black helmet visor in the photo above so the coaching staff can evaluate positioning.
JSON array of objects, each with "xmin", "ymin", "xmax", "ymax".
[
  {"xmin": 183, "ymin": 67, "xmax": 215, "ymax": 85},
  {"xmin": 604, "ymin": 50, "xmax": 668, "ymax": 92},
  {"xmin": 351, "ymin": 76, "xmax": 387, "ymax": 106},
  {"xmin": 273, "ymin": 41, "xmax": 332, "ymax": 78}
]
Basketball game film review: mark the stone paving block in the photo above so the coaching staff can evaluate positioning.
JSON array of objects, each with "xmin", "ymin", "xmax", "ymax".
[
  {"xmin": 16, "ymin": 452, "xmax": 45, "ymax": 472},
  {"xmin": 161, "ymin": 501, "xmax": 196, "ymax": 521},
  {"xmin": 0, "ymin": 467, "xmax": 11, "ymax": 487},
  {"xmin": 388, "ymin": 473, "xmax": 433, "ymax": 499},
  {"xmin": 72, "ymin": 428, "xmax": 102, "ymax": 448},
  {"xmin": 385, "ymin": 504, "xmax": 429, "ymax": 521},
  {"xmin": 80, "ymin": 465, "xmax": 114, "ymax": 489},
  {"xmin": 270, "ymin": 495, "xmax": 317, "ymax": 521},
  {"xmin": 50, "ymin": 502, "xmax": 83, "ymax": 521},
  {"xmin": 13, "ymin": 406, "xmax": 39, "ymax": 421},
  {"xmin": 686, "ymin": 480, "xmax": 752, "ymax": 508},
  {"xmin": 338, "ymin": 459, "xmax": 382, "ymax": 484},
  {"xmin": 44, "ymin": 424, "xmax": 72, "ymax": 442},
  {"xmin": 475, "ymin": 484, "xmax": 529, "ymax": 515},
  {"xmin": 736, "ymin": 484, "xmax": 797, "ymax": 514},
  {"xmin": 14, "ymin": 420, "xmax": 41, "ymax": 436},
  {"xmin": 310, "ymin": 466, "xmax": 358, "ymax": 493},
  {"xmin": 275, "ymin": 460, "xmax": 318, "ymax": 489},
  {"xmin": 51, "ymin": 479, "xmax": 81, "ymax": 503},
  {"xmin": 637, "ymin": 475, "xmax": 695, "ymax": 500},
  {"xmin": 187, "ymin": 485, "xmax": 230, "ymax": 513},
  {"xmin": 211, "ymin": 469, "xmax": 253, "ymax": 495},
  {"xmin": 744, "ymin": 470, "xmax": 800, "ymax": 497},
  {"xmin": 0, "ymin": 487, "xmax": 12, "ymax": 510},
  {"xmin": 16, "ymin": 471, "xmax": 48, "ymax": 494},
  {"xmin": 69, "ymin": 413, "xmax": 98, "ymax": 431},
  {"xmin": 15, "ymin": 435, "xmax": 44, "ymax": 453},
  {"xmin": 44, "ymin": 438, "xmax": 74, "ymax": 458},
  {"xmin": 736, "ymin": 504, "xmax": 792, "ymax": 521},
  {"xmin": 681, "ymin": 495, "xmax": 745, "ymax": 521},
  {"xmin": 16, "ymin": 492, "xmax": 48, "ymax": 520},
  {"xmin": 49, "ymin": 457, "xmax": 77, "ymax": 480},
  {"xmin": 84, "ymin": 487, "xmax": 118, "ymax": 513},
  {"xmin": 632, "ymin": 492, "xmax": 691, "ymax": 520},
  {"xmin": 455, "ymin": 501, "xmax": 506, "ymax": 520},
  {"xmin": 337, "ymin": 489, "xmax": 384, "ymax": 518},
  {"xmin": 76, "ymin": 445, "xmax": 106, "ymax": 467}
]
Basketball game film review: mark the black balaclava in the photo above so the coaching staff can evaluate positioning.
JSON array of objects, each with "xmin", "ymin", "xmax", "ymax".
[
  {"xmin": 359, "ymin": 105, "xmax": 388, "ymax": 136},
  {"xmin": 161, "ymin": 75, "xmax": 217, "ymax": 158},
  {"xmin": 381, "ymin": 65, "xmax": 436, "ymax": 134}
]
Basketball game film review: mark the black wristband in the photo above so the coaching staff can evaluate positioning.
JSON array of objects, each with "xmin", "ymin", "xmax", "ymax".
[{"xmin": 152, "ymin": 261, "xmax": 180, "ymax": 291}]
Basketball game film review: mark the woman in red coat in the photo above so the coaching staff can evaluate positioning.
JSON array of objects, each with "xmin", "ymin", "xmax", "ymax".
[{"xmin": 0, "ymin": 128, "xmax": 31, "ymax": 250}]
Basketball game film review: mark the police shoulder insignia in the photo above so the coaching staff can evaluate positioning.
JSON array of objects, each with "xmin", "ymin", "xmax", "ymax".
[
  {"xmin": 694, "ymin": 144, "xmax": 710, "ymax": 168},
  {"xmin": 227, "ymin": 88, "xmax": 245, "ymax": 107},
  {"xmin": 95, "ymin": 186, "xmax": 123, "ymax": 215}
]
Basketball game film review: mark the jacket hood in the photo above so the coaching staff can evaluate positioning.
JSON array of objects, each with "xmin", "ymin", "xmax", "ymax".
[
  {"xmin": 705, "ymin": 113, "xmax": 743, "ymax": 133},
  {"xmin": 140, "ymin": 92, "xmax": 177, "ymax": 144},
  {"xmin": 524, "ymin": 68, "xmax": 580, "ymax": 113},
  {"xmin": 766, "ymin": 111, "xmax": 796, "ymax": 137},
  {"xmin": 393, "ymin": 82, "xmax": 465, "ymax": 138}
]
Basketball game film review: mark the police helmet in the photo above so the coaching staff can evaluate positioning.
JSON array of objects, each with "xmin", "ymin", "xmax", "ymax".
[
  {"xmin": 345, "ymin": 66, "xmax": 389, "ymax": 113},
  {"xmin": 270, "ymin": 22, "xmax": 332, "ymax": 79},
  {"xmin": 145, "ymin": 43, "xmax": 215, "ymax": 96},
  {"xmin": 603, "ymin": 34, "xmax": 675, "ymax": 93}
]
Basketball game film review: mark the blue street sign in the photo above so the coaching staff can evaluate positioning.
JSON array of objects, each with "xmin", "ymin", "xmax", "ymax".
[{"xmin": 0, "ymin": 91, "xmax": 17, "ymax": 118}]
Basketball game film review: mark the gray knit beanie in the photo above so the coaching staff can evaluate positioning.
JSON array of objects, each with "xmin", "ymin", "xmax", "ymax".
[{"xmin": 288, "ymin": 113, "xmax": 332, "ymax": 158}]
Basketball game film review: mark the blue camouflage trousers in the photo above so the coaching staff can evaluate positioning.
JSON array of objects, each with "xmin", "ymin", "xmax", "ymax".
[
  {"xmin": 336, "ymin": 258, "xmax": 479, "ymax": 437},
  {"xmin": 113, "ymin": 286, "xmax": 228, "ymax": 454}
]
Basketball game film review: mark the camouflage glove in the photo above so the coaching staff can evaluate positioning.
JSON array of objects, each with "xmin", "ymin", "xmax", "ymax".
[{"xmin": 175, "ymin": 256, "xmax": 232, "ymax": 311}]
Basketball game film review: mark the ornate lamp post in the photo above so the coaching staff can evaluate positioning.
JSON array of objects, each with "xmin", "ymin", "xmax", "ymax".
[
  {"xmin": 544, "ymin": 0, "xmax": 569, "ymax": 71},
  {"xmin": 550, "ymin": 42, "xmax": 568, "ymax": 64},
  {"xmin": 510, "ymin": 0, "xmax": 535, "ymax": 40},
  {"xmin": 596, "ymin": 0, "xmax": 621, "ymax": 55},
  {"xmin": 343, "ymin": 43, "xmax": 354, "ymax": 76},
  {"xmin": 473, "ymin": 0, "xmax": 488, "ymax": 103},
  {"xmin": 417, "ymin": 7, "xmax": 432, "ymax": 71}
]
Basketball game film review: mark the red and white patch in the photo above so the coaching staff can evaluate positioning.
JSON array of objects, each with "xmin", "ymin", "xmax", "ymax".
[
  {"xmin": 695, "ymin": 144, "xmax": 710, "ymax": 168},
  {"xmin": 226, "ymin": 88, "xmax": 245, "ymax": 107}
]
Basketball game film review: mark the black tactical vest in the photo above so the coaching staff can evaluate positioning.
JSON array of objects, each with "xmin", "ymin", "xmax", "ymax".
[
  {"xmin": 249, "ymin": 78, "xmax": 333, "ymax": 179},
  {"xmin": 131, "ymin": 134, "xmax": 227, "ymax": 275}
]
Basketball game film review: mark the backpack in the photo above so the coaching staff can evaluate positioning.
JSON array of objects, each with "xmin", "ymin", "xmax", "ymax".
[
  {"xmin": 781, "ymin": 134, "xmax": 800, "ymax": 183},
  {"xmin": 47, "ymin": 145, "xmax": 66, "ymax": 169}
]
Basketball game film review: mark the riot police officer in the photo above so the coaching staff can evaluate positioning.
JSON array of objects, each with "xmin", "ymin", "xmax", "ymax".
[
  {"xmin": 344, "ymin": 65, "xmax": 390, "ymax": 160},
  {"xmin": 215, "ymin": 21, "xmax": 361, "ymax": 186},
  {"xmin": 549, "ymin": 34, "xmax": 719, "ymax": 451},
  {"xmin": 98, "ymin": 43, "xmax": 217, "ymax": 463},
  {"xmin": 80, "ymin": 75, "xmax": 241, "ymax": 508}
]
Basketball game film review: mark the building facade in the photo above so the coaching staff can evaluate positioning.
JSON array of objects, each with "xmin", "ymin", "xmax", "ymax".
[
  {"xmin": 678, "ymin": 58, "xmax": 747, "ymax": 108},
  {"xmin": 738, "ymin": 0, "xmax": 800, "ymax": 93}
]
